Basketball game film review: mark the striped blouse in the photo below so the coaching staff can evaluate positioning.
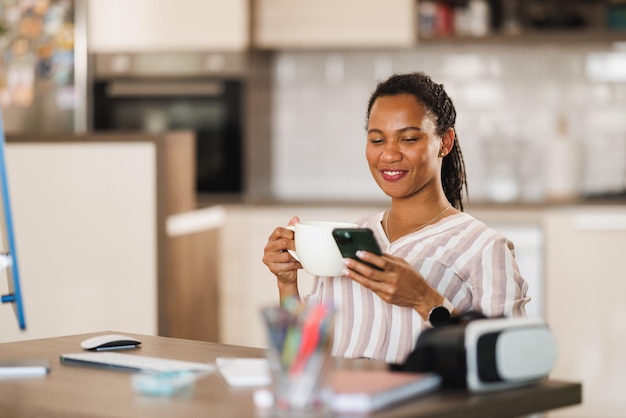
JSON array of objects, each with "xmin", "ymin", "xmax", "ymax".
[{"xmin": 305, "ymin": 211, "xmax": 530, "ymax": 364}]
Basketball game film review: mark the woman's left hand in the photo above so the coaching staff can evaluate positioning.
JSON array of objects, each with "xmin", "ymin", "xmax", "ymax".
[{"xmin": 342, "ymin": 251, "xmax": 443, "ymax": 319}]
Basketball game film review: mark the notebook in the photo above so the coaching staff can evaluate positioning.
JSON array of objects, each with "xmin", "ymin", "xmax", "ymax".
[
  {"xmin": 60, "ymin": 352, "xmax": 215, "ymax": 374},
  {"xmin": 329, "ymin": 369, "xmax": 442, "ymax": 413}
]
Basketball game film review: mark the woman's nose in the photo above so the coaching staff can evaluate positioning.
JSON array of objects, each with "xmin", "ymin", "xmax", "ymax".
[{"xmin": 381, "ymin": 143, "xmax": 401, "ymax": 162}]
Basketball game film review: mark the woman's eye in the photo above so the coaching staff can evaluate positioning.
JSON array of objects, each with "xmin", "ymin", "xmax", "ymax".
[
  {"xmin": 369, "ymin": 138, "xmax": 384, "ymax": 144},
  {"xmin": 400, "ymin": 137, "xmax": 418, "ymax": 142}
]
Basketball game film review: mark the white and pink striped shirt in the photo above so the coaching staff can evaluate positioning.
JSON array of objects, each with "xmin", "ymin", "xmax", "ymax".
[{"xmin": 305, "ymin": 211, "xmax": 530, "ymax": 364}]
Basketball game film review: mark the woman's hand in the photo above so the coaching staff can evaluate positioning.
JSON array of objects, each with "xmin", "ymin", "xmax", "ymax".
[
  {"xmin": 262, "ymin": 216, "xmax": 302, "ymax": 295},
  {"xmin": 341, "ymin": 251, "xmax": 444, "ymax": 320}
]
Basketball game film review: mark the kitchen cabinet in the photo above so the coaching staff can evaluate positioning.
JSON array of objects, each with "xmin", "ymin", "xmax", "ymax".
[
  {"xmin": 543, "ymin": 206, "xmax": 626, "ymax": 417},
  {"xmin": 88, "ymin": 0, "xmax": 249, "ymax": 52},
  {"xmin": 1, "ymin": 132, "xmax": 220, "ymax": 345},
  {"xmin": 253, "ymin": 0, "xmax": 416, "ymax": 49},
  {"xmin": 466, "ymin": 204, "xmax": 626, "ymax": 418},
  {"xmin": 1, "ymin": 134, "xmax": 162, "ymax": 342}
]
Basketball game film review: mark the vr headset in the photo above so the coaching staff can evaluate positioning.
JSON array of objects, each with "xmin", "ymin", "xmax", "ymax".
[{"xmin": 393, "ymin": 316, "xmax": 557, "ymax": 393}]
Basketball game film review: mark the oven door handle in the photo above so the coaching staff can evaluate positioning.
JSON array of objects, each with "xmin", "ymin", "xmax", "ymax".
[{"xmin": 106, "ymin": 81, "xmax": 225, "ymax": 97}]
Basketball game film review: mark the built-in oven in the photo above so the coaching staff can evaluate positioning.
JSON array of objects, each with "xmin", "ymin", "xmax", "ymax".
[{"xmin": 91, "ymin": 52, "xmax": 245, "ymax": 194}]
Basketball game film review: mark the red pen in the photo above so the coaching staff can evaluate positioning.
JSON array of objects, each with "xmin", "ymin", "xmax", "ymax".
[{"xmin": 289, "ymin": 304, "xmax": 328, "ymax": 375}]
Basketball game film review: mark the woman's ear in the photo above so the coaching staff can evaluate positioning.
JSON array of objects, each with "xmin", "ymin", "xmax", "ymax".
[{"xmin": 440, "ymin": 128, "xmax": 455, "ymax": 157}]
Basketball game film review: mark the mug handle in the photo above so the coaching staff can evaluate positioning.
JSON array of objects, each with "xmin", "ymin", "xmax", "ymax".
[{"xmin": 285, "ymin": 225, "xmax": 300, "ymax": 262}]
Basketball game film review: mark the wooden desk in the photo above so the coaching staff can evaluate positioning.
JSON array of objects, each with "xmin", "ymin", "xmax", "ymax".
[{"xmin": 0, "ymin": 332, "xmax": 581, "ymax": 418}]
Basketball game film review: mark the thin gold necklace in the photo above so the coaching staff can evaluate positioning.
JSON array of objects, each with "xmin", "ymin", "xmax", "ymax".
[{"xmin": 384, "ymin": 204, "xmax": 452, "ymax": 239}]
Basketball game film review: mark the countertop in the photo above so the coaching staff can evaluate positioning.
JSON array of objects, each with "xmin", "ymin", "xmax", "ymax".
[{"xmin": 197, "ymin": 193, "xmax": 626, "ymax": 210}]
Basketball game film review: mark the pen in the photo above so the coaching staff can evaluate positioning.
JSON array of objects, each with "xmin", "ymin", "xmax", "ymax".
[
  {"xmin": 261, "ymin": 307, "xmax": 292, "ymax": 354},
  {"xmin": 289, "ymin": 304, "xmax": 329, "ymax": 375},
  {"xmin": 289, "ymin": 349, "xmax": 328, "ymax": 410},
  {"xmin": 281, "ymin": 326, "xmax": 301, "ymax": 368}
]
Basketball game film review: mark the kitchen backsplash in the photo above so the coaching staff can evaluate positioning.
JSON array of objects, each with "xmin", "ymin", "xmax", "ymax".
[{"xmin": 269, "ymin": 44, "xmax": 626, "ymax": 203}]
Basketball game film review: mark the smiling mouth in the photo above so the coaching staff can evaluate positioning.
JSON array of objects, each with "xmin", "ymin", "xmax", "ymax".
[
  {"xmin": 383, "ymin": 170, "xmax": 404, "ymax": 176},
  {"xmin": 381, "ymin": 169, "xmax": 407, "ymax": 181}
]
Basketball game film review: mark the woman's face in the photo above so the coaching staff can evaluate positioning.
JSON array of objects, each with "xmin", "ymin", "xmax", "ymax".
[{"xmin": 366, "ymin": 94, "xmax": 446, "ymax": 200}]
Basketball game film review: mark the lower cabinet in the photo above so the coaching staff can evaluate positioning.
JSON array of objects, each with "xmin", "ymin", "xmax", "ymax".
[
  {"xmin": 544, "ymin": 207, "xmax": 626, "ymax": 417},
  {"xmin": 0, "ymin": 132, "xmax": 222, "ymax": 346},
  {"xmin": 2, "ymin": 136, "xmax": 163, "ymax": 342}
]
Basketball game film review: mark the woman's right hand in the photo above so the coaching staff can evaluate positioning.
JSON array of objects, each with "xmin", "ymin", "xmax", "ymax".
[{"xmin": 262, "ymin": 216, "xmax": 302, "ymax": 288}]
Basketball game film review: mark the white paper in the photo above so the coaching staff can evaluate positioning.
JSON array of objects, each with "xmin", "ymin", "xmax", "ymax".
[{"xmin": 216, "ymin": 357, "xmax": 271, "ymax": 387}]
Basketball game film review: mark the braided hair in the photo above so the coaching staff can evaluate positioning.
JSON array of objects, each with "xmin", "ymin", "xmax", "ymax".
[{"xmin": 366, "ymin": 72, "xmax": 468, "ymax": 211}]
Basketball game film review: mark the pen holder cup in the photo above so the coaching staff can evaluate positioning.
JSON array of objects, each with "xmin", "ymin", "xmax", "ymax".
[{"xmin": 261, "ymin": 302, "xmax": 334, "ymax": 415}]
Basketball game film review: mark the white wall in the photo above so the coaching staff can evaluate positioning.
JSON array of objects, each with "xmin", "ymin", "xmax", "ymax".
[{"xmin": 270, "ymin": 46, "xmax": 626, "ymax": 203}]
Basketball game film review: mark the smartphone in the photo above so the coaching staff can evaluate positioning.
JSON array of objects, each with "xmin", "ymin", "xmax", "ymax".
[{"xmin": 332, "ymin": 228, "xmax": 383, "ymax": 271}]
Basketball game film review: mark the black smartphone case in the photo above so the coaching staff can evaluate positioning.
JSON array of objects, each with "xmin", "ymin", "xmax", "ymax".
[{"xmin": 332, "ymin": 228, "xmax": 383, "ymax": 271}]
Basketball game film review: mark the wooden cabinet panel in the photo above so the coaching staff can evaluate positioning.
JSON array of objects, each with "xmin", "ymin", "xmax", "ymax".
[
  {"xmin": 253, "ymin": 0, "xmax": 416, "ymax": 48},
  {"xmin": 164, "ymin": 229, "xmax": 220, "ymax": 342},
  {"xmin": 88, "ymin": 0, "xmax": 249, "ymax": 52}
]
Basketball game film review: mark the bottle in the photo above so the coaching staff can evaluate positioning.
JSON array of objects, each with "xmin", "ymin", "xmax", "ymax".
[
  {"xmin": 434, "ymin": 1, "xmax": 454, "ymax": 37},
  {"xmin": 418, "ymin": 1, "xmax": 437, "ymax": 38},
  {"xmin": 454, "ymin": 4, "xmax": 472, "ymax": 37},
  {"xmin": 546, "ymin": 114, "xmax": 580, "ymax": 201},
  {"xmin": 501, "ymin": 0, "xmax": 522, "ymax": 36},
  {"xmin": 468, "ymin": 0, "xmax": 490, "ymax": 37}
]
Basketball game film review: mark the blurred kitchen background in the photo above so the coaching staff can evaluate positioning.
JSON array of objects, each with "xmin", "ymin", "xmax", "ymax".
[
  {"xmin": 2, "ymin": 0, "xmax": 626, "ymax": 203},
  {"xmin": 2, "ymin": 1, "xmax": 626, "ymax": 416}
]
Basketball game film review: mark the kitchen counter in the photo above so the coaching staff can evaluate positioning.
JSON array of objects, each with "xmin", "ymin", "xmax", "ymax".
[{"xmin": 198, "ymin": 193, "xmax": 626, "ymax": 210}]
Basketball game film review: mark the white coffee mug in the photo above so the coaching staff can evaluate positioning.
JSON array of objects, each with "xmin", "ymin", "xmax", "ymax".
[{"xmin": 287, "ymin": 221, "xmax": 358, "ymax": 277}]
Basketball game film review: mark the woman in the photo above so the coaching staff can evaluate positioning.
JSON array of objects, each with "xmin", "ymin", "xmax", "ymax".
[{"xmin": 262, "ymin": 72, "xmax": 529, "ymax": 364}]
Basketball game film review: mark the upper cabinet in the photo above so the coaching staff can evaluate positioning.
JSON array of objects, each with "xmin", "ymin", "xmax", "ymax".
[
  {"xmin": 88, "ymin": 0, "xmax": 249, "ymax": 52},
  {"xmin": 86, "ymin": 0, "xmax": 626, "ymax": 53},
  {"xmin": 253, "ymin": 0, "xmax": 416, "ymax": 49}
]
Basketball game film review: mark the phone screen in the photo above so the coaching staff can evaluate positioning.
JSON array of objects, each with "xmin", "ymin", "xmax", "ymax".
[{"xmin": 332, "ymin": 228, "xmax": 383, "ymax": 271}]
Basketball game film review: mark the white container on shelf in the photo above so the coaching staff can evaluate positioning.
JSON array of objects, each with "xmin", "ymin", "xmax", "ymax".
[
  {"xmin": 418, "ymin": 1, "xmax": 437, "ymax": 38},
  {"xmin": 545, "ymin": 115, "xmax": 581, "ymax": 201},
  {"xmin": 468, "ymin": 0, "xmax": 490, "ymax": 37}
]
